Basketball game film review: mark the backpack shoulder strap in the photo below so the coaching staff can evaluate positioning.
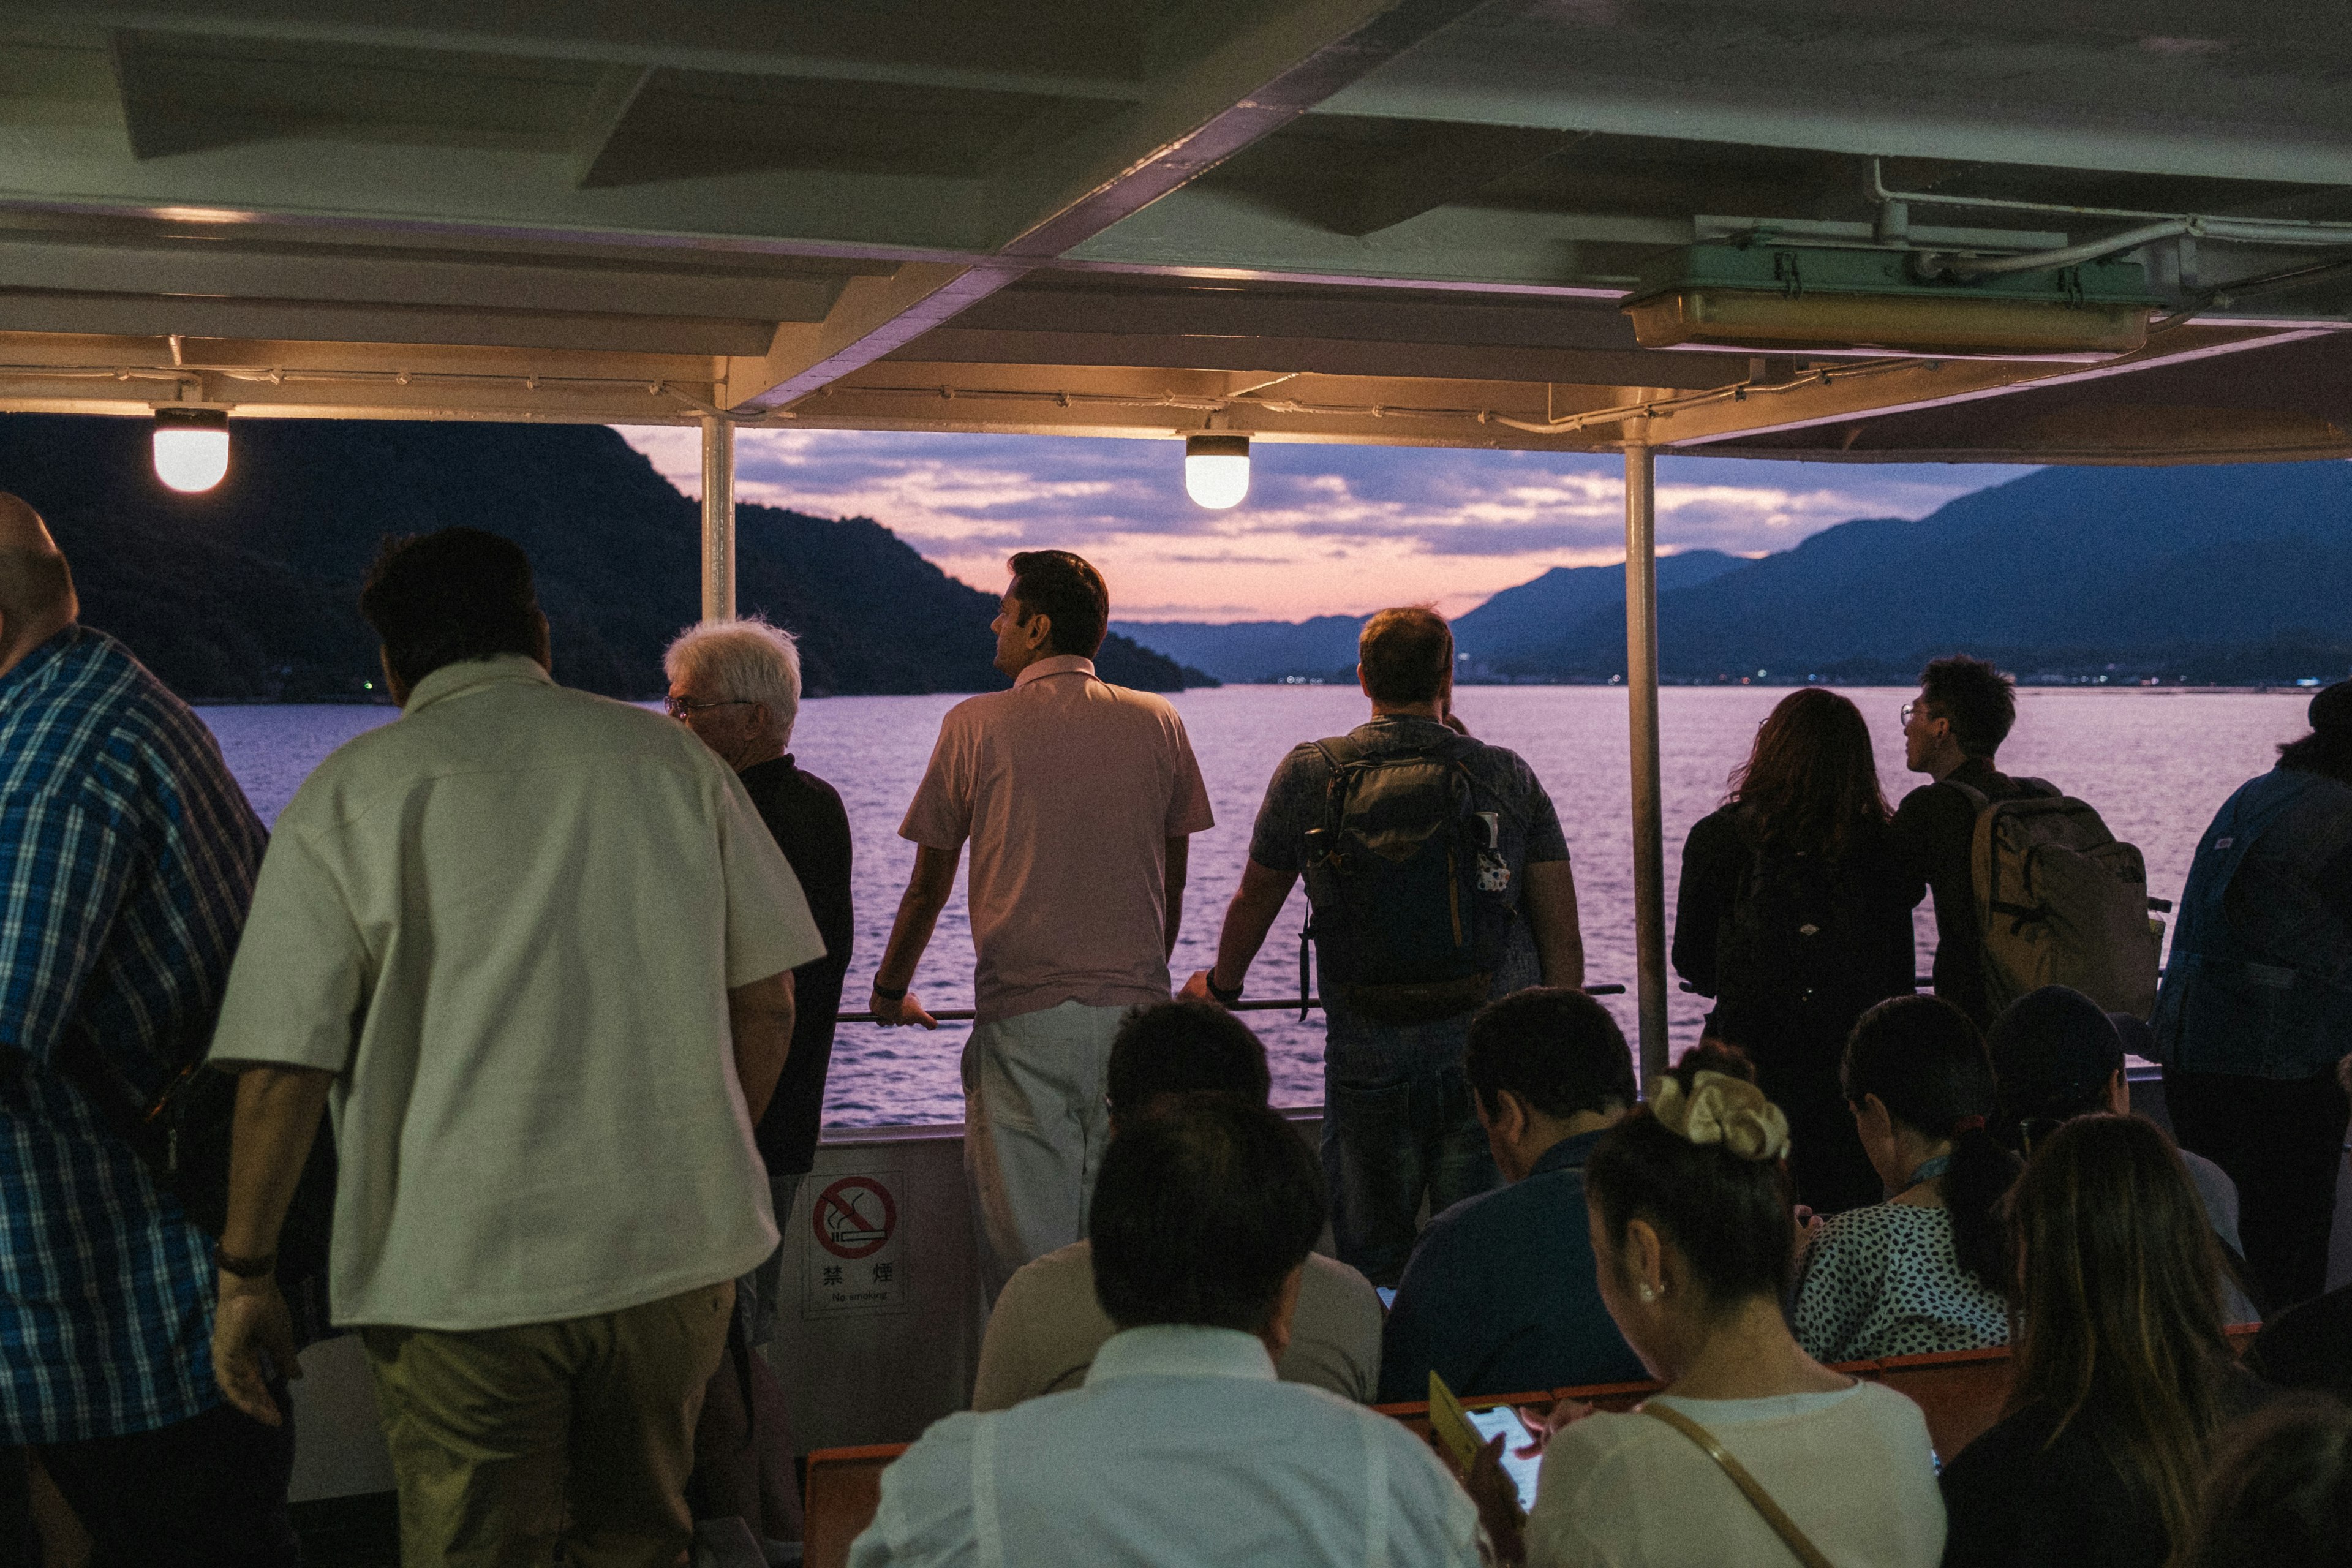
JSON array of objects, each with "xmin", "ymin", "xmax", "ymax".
[
  {"xmin": 1309, "ymin": 734, "xmax": 1368, "ymax": 772},
  {"xmin": 1639, "ymin": 1403, "xmax": 1836, "ymax": 1568},
  {"xmin": 1943, "ymin": 775, "xmax": 1991, "ymax": 813}
]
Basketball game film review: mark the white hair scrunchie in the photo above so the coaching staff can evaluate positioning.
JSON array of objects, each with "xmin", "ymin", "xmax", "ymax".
[{"xmin": 1648, "ymin": 1069, "xmax": 1791, "ymax": 1163}]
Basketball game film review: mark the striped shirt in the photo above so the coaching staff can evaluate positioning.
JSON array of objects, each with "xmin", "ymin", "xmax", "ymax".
[{"xmin": 0, "ymin": 625, "xmax": 266, "ymax": 1442}]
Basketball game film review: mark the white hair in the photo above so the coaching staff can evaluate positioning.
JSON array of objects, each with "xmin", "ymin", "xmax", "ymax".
[{"xmin": 663, "ymin": 616, "xmax": 803, "ymax": 746}]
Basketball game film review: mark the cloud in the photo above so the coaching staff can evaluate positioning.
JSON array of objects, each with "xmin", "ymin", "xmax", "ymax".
[{"xmin": 617, "ymin": 426, "xmax": 2032, "ymax": 620}]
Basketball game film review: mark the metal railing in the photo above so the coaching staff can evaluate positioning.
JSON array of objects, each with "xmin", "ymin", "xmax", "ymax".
[{"xmin": 837, "ymin": 982, "xmax": 1628, "ymax": 1026}]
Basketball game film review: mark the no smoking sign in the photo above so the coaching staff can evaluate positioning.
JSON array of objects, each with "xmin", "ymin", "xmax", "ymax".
[
  {"xmin": 803, "ymin": 1171, "xmax": 911, "ymax": 1317},
  {"xmin": 813, "ymin": 1176, "xmax": 897, "ymax": 1259}
]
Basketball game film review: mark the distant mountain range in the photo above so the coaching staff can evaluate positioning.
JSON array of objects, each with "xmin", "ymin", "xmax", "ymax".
[
  {"xmin": 0, "ymin": 416, "xmax": 1202, "ymax": 701},
  {"xmin": 1113, "ymin": 552, "xmax": 1748, "ymax": 682},
  {"xmin": 1118, "ymin": 464, "xmax": 2352, "ymax": 685}
]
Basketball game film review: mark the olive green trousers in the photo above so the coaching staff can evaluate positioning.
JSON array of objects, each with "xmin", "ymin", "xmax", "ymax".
[{"xmin": 361, "ymin": 1281, "xmax": 734, "ymax": 1568}]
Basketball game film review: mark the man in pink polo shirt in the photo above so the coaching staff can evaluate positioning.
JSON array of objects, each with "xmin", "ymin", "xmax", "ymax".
[{"xmin": 872, "ymin": 550, "xmax": 1214, "ymax": 1299}]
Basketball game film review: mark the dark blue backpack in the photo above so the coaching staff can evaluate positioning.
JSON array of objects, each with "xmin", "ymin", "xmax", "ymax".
[{"xmin": 1300, "ymin": 731, "xmax": 1517, "ymax": 1025}]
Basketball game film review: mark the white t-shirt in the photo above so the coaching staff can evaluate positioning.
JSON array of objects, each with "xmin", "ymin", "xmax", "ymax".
[
  {"xmin": 1525, "ymin": 1382, "xmax": 1946, "ymax": 1568},
  {"xmin": 211, "ymin": 657, "xmax": 824, "ymax": 1330}
]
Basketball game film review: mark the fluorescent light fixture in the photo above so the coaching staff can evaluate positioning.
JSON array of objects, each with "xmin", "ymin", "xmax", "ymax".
[
  {"xmin": 1621, "ymin": 245, "xmax": 2160, "ymax": 361},
  {"xmin": 152, "ymin": 408, "xmax": 230, "ymax": 492},
  {"xmin": 1184, "ymin": 434, "xmax": 1250, "ymax": 510}
]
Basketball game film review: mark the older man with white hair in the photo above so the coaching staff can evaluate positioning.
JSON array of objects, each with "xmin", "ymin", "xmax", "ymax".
[{"xmin": 665, "ymin": 616, "xmax": 853, "ymax": 1542}]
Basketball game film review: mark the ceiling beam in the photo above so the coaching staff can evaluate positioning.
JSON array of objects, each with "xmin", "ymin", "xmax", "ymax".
[
  {"xmin": 570, "ymin": 66, "xmax": 658, "ymax": 189},
  {"xmin": 976, "ymin": 0, "xmax": 1500, "ymax": 258},
  {"xmin": 722, "ymin": 263, "xmax": 1019, "ymax": 410},
  {"xmin": 14, "ymin": 2, "xmax": 1153, "ymax": 102},
  {"xmin": 1651, "ymin": 326, "xmax": 2334, "ymax": 448},
  {"xmin": 0, "ymin": 292, "xmax": 777, "ymax": 356},
  {"xmin": 1332, "ymin": 124, "xmax": 1588, "ymax": 236},
  {"xmin": 0, "ymin": 236, "xmax": 856, "ymax": 321},
  {"xmin": 889, "ymin": 325, "xmax": 1740, "ymax": 389},
  {"xmin": 725, "ymin": 0, "xmax": 1506, "ymax": 408}
]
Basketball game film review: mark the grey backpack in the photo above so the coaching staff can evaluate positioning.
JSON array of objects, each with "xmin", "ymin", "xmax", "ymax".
[{"xmin": 1950, "ymin": 777, "xmax": 2164, "ymax": 1019}]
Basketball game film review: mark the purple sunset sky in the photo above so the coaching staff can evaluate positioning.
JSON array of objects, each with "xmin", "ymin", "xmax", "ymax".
[{"xmin": 619, "ymin": 427, "xmax": 2035, "ymax": 622}]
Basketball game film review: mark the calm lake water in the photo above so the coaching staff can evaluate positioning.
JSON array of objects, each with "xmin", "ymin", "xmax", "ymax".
[{"xmin": 198, "ymin": 685, "xmax": 2316, "ymax": 1128}]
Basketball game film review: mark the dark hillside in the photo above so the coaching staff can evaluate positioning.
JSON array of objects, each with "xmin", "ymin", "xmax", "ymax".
[
  {"xmin": 0, "ymin": 415, "xmax": 1200, "ymax": 699},
  {"xmin": 1520, "ymin": 461, "xmax": 2352, "ymax": 682}
]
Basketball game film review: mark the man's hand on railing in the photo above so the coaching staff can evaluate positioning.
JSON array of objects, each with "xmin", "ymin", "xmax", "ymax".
[
  {"xmin": 870, "ymin": 987, "xmax": 939, "ymax": 1030},
  {"xmin": 1177, "ymin": 970, "xmax": 1218, "ymax": 1006}
]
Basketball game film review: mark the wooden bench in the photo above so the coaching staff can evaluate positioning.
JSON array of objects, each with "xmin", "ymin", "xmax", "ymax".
[{"xmin": 802, "ymin": 1327, "xmax": 2265, "ymax": 1568}]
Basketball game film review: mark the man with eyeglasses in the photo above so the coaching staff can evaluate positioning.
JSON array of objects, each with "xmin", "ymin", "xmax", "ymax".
[
  {"xmin": 663, "ymin": 614, "xmax": 854, "ymax": 1550},
  {"xmin": 1890, "ymin": 654, "xmax": 2029, "ymax": 1026}
]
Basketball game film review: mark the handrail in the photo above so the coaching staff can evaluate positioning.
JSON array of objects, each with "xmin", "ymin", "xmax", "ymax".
[{"xmin": 836, "ymin": 984, "xmax": 1627, "ymax": 1025}]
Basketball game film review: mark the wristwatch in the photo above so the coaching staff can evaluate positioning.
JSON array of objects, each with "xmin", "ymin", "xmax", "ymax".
[
  {"xmin": 216, "ymin": 1245, "xmax": 277, "ymax": 1280},
  {"xmin": 872, "ymin": 981, "xmax": 908, "ymax": 1002},
  {"xmin": 1205, "ymin": 972, "xmax": 1243, "ymax": 1007}
]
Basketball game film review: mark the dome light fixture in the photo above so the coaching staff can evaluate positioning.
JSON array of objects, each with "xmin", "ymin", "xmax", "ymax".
[
  {"xmin": 1183, "ymin": 434, "xmax": 1250, "ymax": 510},
  {"xmin": 153, "ymin": 407, "xmax": 230, "ymax": 493}
]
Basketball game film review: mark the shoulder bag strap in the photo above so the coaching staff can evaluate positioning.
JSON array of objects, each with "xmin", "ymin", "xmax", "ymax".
[{"xmin": 1638, "ymin": 1403, "xmax": 1836, "ymax": 1568}]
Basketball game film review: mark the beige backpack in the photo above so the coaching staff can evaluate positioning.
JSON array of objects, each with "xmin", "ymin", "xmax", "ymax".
[{"xmin": 1950, "ymin": 777, "xmax": 2165, "ymax": 1019}]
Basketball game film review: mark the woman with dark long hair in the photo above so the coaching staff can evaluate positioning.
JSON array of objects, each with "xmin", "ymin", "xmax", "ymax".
[
  {"xmin": 1939, "ymin": 1114, "xmax": 2261, "ymax": 1568},
  {"xmin": 1674, "ymin": 687, "xmax": 1918, "ymax": 1212},
  {"xmin": 1795, "ymin": 995, "xmax": 2020, "ymax": 1362}
]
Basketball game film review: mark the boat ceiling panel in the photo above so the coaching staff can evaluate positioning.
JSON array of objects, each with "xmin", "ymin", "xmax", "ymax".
[{"xmin": 0, "ymin": 0, "xmax": 2346, "ymax": 459}]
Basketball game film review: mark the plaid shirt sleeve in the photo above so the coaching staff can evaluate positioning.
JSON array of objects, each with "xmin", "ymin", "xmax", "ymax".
[
  {"xmin": 0, "ymin": 691, "xmax": 142, "ymax": 1069},
  {"xmin": 0, "ymin": 629, "xmax": 267, "ymax": 1443}
]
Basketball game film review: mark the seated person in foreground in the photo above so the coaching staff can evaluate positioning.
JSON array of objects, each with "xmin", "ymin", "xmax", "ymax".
[
  {"xmin": 1989, "ymin": 986, "xmax": 2260, "ymax": 1322},
  {"xmin": 1795, "ymin": 996, "xmax": 2019, "ymax": 1362},
  {"xmin": 971, "ymin": 1000, "xmax": 1382, "ymax": 1408},
  {"xmin": 851, "ymin": 1096, "xmax": 1483, "ymax": 1567},
  {"xmin": 1379, "ymin": 987, "xmax": 1645, "ymax": 1402},
  {"xmin": 1471, "ymin": 1063, "xmax": 1945, "ymax": 1567},
  {"xmin": 1938, "ymin": 1115, "xmax": 2266, "ymax": 1568},
  {"xmin": 2177, "ymin": 1396, "xmax": 2352, "ymax": 1568}
]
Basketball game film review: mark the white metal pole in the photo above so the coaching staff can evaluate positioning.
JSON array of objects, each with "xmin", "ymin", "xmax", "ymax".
[
  {"xmin": 1623, "ymin": 437, "xmax": 1670, "ymax": 1085},
  {"xmin": 701, "ymin": 415, "xmax": 736, "ymax": 624}
]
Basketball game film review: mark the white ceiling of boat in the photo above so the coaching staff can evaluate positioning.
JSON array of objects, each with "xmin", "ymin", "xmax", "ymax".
[{"xmin": 0, "ymin": 0, "xmax": 2346, "ymax": 460}]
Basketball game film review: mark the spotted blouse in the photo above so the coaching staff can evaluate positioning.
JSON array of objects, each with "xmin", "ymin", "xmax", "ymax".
[{"xmin": 1793, "ymin": 1202, "xmax": 2010, "ymax": 1364}]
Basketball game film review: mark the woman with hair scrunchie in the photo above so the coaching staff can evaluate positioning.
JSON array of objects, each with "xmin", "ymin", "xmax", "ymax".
[
  {"xmin": 1793, "ymin": 996, "xmax": 2020, "ymax": 1364},
  {"xmin": 1466, "ymin": 1060, "xmax": 1945, "ymax": 1567}
]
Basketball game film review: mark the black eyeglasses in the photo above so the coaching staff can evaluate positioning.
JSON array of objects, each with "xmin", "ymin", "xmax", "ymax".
[
  {"xmin": 1901, "ymin": 701, "xmax": 1943, "ymax": 727},
  {"xmin": 665, "ymin": 696, "xmax": 752, "ymax": 719}
]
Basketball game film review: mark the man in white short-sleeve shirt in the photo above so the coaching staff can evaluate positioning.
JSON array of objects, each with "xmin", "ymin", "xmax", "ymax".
[
  {"xmin": 851, "ymin": 1096, "xmax": 1480, "ymax": 1568},
  {"xmin": 205, "ymin": 529, "xmax": 824, "ymax": 1568}
]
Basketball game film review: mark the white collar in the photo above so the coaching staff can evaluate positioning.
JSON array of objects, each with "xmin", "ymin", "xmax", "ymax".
[
  {"xmin": 1083, "ymin": 1324, "xmax": 1276, "ymax": 1387},
  {"xmin": 403, "ymin": 654, "xmax": 551, "ymax": 715}
]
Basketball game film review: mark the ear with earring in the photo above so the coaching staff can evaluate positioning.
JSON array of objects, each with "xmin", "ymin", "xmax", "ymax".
[{"xmin": 1638, "ymin": 1283, "xmax": 1656, "ymax": 1303}]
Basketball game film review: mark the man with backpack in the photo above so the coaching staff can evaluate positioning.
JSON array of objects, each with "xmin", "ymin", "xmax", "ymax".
[
  {"xmin": 1893, "ymin": 654, "xmax": 2158, "ymax": 1029},
  {"xmin": 1182, "ymin": 608, "xmax": 1585, "ymax": 1286}
]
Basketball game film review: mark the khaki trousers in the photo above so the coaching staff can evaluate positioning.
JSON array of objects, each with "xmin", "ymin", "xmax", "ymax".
[
  {"xmin": 962, "ymin": 1000, "xmax": 1125, "ymax": 1304},
  {"xmin": 361, "ymin": 1282, "xmax": 734, "ymax": 1568}
]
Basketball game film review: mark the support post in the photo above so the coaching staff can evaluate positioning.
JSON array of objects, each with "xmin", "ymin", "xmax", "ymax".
[
  {"xmin": 1622, "ymin": 437, "xmax": 1670, "ymax": 1085},
  {"xmin": 700, "ymin": 416, "xmax": 735, "ymax": 624}
]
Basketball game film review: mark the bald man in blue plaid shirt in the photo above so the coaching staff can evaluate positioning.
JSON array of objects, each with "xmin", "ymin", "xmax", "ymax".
[{"xmin": 0, "ymin": 495, "xmax": 296, "ymax": 1566}]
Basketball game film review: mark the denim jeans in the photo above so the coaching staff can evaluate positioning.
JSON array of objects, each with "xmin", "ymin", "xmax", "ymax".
[{"xmin": 1321, "ymin": 1002, "xmax": 1502, "ymax": 1288}]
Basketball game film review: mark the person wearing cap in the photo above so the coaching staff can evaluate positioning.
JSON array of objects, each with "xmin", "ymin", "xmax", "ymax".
[
  {"xmin": 1986, "ymin": 986, "xmax": 2259, "ymax": 1323},
  {"xmin": 2151, "ymin": 681, "xmax": 2352, "ymax": 1311}
]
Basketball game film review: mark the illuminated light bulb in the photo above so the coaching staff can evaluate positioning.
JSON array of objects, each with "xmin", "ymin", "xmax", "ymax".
[
  {"xmin": 1184, "ymin": 434, "xmax": 1250, "ymax": 510},
  {"xmin": 152, "ymin": 409, "xmax": 230, "ymax": 493}
]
